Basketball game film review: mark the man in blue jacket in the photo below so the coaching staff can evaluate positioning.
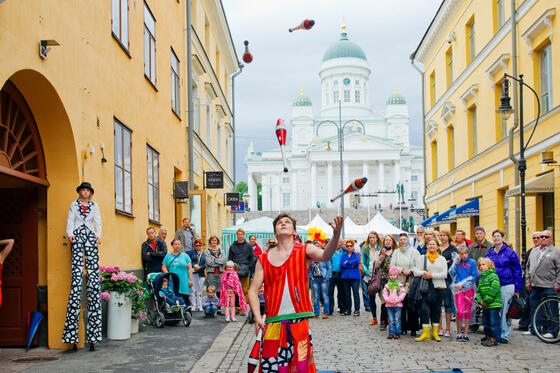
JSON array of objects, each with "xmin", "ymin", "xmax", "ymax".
[{"xmin": 328, "ymin": 240, "xmax": 346, "ymax": 315}]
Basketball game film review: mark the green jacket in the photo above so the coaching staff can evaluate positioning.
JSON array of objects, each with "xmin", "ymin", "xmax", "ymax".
[{"xmin": 475, "ymin": 268, "xmax": 502, "ymax": 309}]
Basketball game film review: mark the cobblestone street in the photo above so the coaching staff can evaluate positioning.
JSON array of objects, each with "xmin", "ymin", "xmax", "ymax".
[{"xmin": 216, "ymin": 309, "xmax": 560, "ymax": 373}]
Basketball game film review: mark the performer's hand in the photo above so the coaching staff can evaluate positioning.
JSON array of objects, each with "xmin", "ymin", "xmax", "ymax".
[
  {"xmin": 68, "ymin": 236, "xmax": 74, "ymax": 244},
  {"xmin": 255, "ymin": 316, "xmax": 266, "ymax": 336},
  {"xmin": 329, "ymin": 216, "xmax": 343, "ymax": 237}
]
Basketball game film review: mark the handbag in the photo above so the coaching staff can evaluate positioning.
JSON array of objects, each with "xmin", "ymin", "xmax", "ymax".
[
  {"xmin": 312, "ymin": 262, "xmax": 323, "ymax": 279},
  {"xmin": 507, "ymin": 294, "xmax": 526, "ymax": 319},
  {"xmin": 418, "ymin": 255, "xmax": 434, "ymax": 295},
  {"xmin": 367, "ymin": 268, "xmax": 382, "ymax": 296}
]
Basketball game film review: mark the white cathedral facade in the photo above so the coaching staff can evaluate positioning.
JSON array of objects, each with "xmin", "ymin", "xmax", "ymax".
[{"xmin": 244, "ymin": 25, "xmax": 424, "ymax": 212}]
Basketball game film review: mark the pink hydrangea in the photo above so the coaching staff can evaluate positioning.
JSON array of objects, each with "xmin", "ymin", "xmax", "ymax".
[
  {"xmin": 99, "ymin": 265, "xmax": 107, "ymax": 272},
  {"xmin": 111, "ymin": 273, "xmax": 119, "ymax": 282},
  {"xmin": 101, "ymin": 292, "xmax": 110, "ymax": 301},
  {"xmin": 126, "ymin": 273, "xmax": 138, "ymax": 283}
]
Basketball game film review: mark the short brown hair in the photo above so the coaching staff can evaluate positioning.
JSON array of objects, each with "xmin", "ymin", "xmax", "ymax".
[
  {"xmin": 208, "ymin": 235, "xmax": 220, "ymax": 245},
  {"xmin": 492, "ymin": 229, "xmax": 505, "ymax": 238},
  {"xmin": 236, "ymin": 228, "xmax": 245, "ymax": 234},
  {"xmin": 248, "ymin": 234, "xmax": 257, "ymax": 240},
  {"xmin": 272, "ymin": 213, "xmax": 297, "ymax": 234},
  {"xmin": 439, "ymin": 230, "xmax": 452, "ymax": 242}
]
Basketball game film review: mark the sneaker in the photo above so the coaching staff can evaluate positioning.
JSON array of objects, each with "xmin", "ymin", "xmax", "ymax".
[
  {"xmin": 522, "ymin": 331, "xmax": 533, "ymax": 335},
  {"xmin": 444, "ymin": 330, "xmax": 451, "ymax": 337},
  {"xmin": 462, "ymin": 334, "xmax": 470, "ymax": 342},
  {"xmin": 198, "ymin": 307, "xmax": 204, "ymax": 312},
  {"xmin": 322, "ymin": 314, "xmax": 328, "ymax": 319},
  {"xmin": 369, "ymin": 318, "xmax": 378, "ymax": 326},
  {"xmin": 438, "ymin": 328, "xmax": 444, "ymax": 336},
  {"xmin": 499, "ymin": 339, "xmax": 508, "ymax": 344},
  {"xmin": 456, "ymin": 333, "xmax": 463, "ymax": 341},
  {"xmin": 387, "ymin": 334, "xmax": 393, "ymax": 339},
  {"xmin": 225, "ymin": 317, "xmax": 230, "ymax": 322},
  {"xmin": 232, "ymin": 317, "xmax": 238, "ymax": 322},
  {"xmin": 543, "ymin": 332, "xmax": 555, "ymax": 338}
]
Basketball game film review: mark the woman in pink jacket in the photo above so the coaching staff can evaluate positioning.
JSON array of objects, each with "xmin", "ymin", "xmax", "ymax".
[{"xmin": 382, "ymin": 266, "xmax": 407, "ymax": 339}]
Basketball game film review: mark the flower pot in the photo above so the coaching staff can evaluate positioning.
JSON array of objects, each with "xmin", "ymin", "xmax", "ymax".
[
  {"xmin": 107, "ymin": 291, "xmax": 131, "ymax": 340},
  {"xmin": 131, "ymin": 318, "xmax": 139, "ymax": 334}
]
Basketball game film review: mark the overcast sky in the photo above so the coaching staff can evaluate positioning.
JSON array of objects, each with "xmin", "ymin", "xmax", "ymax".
[{"xmin": 222, "ymin": 0, "xmax": 442, "ymax": 183}]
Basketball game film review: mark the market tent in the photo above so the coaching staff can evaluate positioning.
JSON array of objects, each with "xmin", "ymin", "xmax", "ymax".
[
  {"xmin": 222, "ymin": 216, "xmax": 308, "ymax": 255},
  {"xmin": 300, "ymin": 214, "xmax": 333, "ymax": 236},
  {"xmin": 365, "ymin": 212, "xmax": 406, "ymax": 235},
  {"xmin": 344, "ymin": 216, "xmax": 367, "ymax": 240}
]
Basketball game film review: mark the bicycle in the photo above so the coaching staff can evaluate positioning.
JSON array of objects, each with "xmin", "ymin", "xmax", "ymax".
[{"xmin": 531, "ymin": 293, "xmax": 560, "ymax": 343}]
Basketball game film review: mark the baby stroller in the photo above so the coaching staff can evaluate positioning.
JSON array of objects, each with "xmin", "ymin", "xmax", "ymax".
[
  {"xmin": 469, "ymin": 299, "xmax": 483, "ymax": 333},
  {"xmin": 147, "ymin": 272, "xmax": 192, "ymax": 328}
]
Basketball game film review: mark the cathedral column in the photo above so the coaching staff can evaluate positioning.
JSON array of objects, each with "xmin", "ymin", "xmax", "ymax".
[
  {"xmin": 248, "ymin": 172, "xmax": 257, "ymax": 211},
  {"xmin": 378, "ymin": 161, "xmax": 385, "ymax": 207},
  {"xmin": 310, "ymin": 161, "xmax": 317, "ymax": 208},
  {"xmin": 291, "ymin": 170, "xmax": 297, "ymax": 210},
  {"xmin": 262, "ymin": 176, "xmax": 270, "ymax": 211},
  {"xmin": 362, "ymin": 161, "xmax": 369, "ymax": 207},
  {"xmin": 343, "ymin": 161, "xmax": 349, "ymax": 208},
  {"xmin": 327, "ymin": 161, "xmax": 333, "ymax": 207}
]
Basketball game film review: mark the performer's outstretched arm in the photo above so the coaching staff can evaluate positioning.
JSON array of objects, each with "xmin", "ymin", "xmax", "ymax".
[{"xmin": 306, "ymin": 216, "xmax": 343, "ymax": 262}]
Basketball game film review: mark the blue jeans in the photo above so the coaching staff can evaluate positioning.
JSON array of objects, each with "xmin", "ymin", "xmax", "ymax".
[
  {"xmin": 482, "ymin": 308, "xmax": 500, "ymax": 339},
  {"xmin": 361, "ymin": 276, "xmax": 371, "ymax": 311},
  {"xmin": 387, "ymin": 307, "xmax": 402, "ymax": 335},
  {"xmin": 529, "ymin": 287, "xmax": 558, "ymax": 335},
  {"xmin": 203, "ymin": 304, "xmax": 217, "ymax": 316},
  {"xmin": 312, "ymin": 278, "xmax": 330, "ymax": 316},
  {"xmin": 343, "ymin": 278, "xmax": 360, "ymax": 313},
  {"xmin": 499, "ymin": 284, "xmax": 515, "ymax": 341}
]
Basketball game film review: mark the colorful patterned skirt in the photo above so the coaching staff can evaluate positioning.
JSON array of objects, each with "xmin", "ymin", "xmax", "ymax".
[{"xmin": 249, "ymin": 318, "xmax": 316, "ymax": 373}]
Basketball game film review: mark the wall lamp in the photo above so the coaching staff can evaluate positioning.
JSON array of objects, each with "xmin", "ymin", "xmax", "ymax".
[{"xmin": 39, "ymin": 39, "xmax": 60, "ymax": 59}]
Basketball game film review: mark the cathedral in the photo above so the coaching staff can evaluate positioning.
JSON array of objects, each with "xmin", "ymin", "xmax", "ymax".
[{"xmin": 245, "ymin": 23, "xmax": 424, "ymax": 212}]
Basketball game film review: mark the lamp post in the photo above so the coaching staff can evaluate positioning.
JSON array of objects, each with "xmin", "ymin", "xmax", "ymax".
[
  {"xmin": 497, "ymin": 73, "xmax": 541, "ymax": 270},
  {"xmin": 313, "ymin": 101, "xmax": 367, "ymax": 239}
]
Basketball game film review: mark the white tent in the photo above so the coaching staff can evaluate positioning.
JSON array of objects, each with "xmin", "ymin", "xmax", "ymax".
[
  {"xmin": 365, "ymin": 212, "xmax": 406, "ymax": 235},
  {"xmin": 300, "ymin": 214, "xmax": 333, "ymax": 236},
  {"xmin": 343, "ymin": 216, "xmax": 367, "ymax": 240}
]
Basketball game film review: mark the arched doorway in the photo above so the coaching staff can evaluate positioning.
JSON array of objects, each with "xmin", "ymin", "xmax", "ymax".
[{"xmin": 0, "ymin": 80, "xmax": 47, "ymax": 346}]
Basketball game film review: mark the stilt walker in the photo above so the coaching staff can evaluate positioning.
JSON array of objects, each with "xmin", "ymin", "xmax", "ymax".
[{"xmin": 62, "ymin": 182, "xmax": 102, "ymax": 351}]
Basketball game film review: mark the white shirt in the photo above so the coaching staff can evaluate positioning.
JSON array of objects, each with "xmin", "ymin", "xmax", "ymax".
[{"xmin": 66, "ymin": 199, "xmax": 102, "ymax": 238}]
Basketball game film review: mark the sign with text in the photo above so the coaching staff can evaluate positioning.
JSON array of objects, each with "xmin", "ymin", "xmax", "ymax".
[
  {"xmin": 225, "ymin": 192, "xmax": 240, "ymax": 206},
  {"xmin": 205, "ymin": 171, "xmax": 224, "ymax": 189}
]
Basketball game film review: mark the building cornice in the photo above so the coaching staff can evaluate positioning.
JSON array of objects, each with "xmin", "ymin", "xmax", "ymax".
[
  {"xmin": 485, "ymin": 53, "xmax": 510, "ymax": 87},
  {"xmin": 521, "ymin": 8, "xmax": 555, "ymax": 56}
]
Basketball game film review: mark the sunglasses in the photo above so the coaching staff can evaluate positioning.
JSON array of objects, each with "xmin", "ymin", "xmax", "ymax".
[
  {"xmin": 194, "ymin": 244, "xmax": 202, "ymax": 246},
  {"xmin": 540, "ymin": 235, "xmax": 551, "ymax": 239},
  {"xmin": 268, "ymin": 242, "xmax": 276, "ymax": 245},
  {"xmin": 346, "ymin": 245, "xmax": 354, "ymax": 248}
]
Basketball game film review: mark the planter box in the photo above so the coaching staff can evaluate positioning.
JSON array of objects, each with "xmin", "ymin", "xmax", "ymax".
[{"xmin": 107, "ymin": 291, "xmax": 131, "ymax": 340}]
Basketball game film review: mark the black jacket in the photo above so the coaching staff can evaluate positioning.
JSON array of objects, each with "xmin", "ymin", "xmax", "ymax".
[
  {"xmin": 228, "ymin": 240, "xmax": 256, "ymax": 278},
  {"xmin": 142, "ymin": 238, "xmax": 167, "ymax": 276},
  {"xmin": 187, "ymin": 249, "xmax": 206, "ymax": 277}
]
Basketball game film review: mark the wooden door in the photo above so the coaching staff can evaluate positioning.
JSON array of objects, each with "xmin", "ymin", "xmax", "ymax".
[{"xmin": 0, "ymin": 188, "xmax": 38, "ymax": 346}]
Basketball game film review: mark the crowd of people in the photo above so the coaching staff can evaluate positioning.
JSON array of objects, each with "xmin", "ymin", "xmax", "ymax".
[{"xmin": 139, "ymin": 216, "xmax": 559, "ymax": 347}]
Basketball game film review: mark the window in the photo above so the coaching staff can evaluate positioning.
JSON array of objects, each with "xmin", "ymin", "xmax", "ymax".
[
  {"xmin": 282, "ymin": 177, "xmax": 290, "ymax": 183},
  {"xmin": 429, "ymin": 71, "xmax": 436, "ymax": 107},
  {"xmin": 205, "ymin": 93, "xmax": 212, "ymax": 143},
  {"xmin": 333, "ymin": 80, "xmax": 338, "ymax": 86},
  {"xmin": 192, "ymin": 80, "xmax": 200, "ymax": 134},
  {"xmin": 496, "ymin": 0, "xmax": 505, "ymax": 30},
  {"xmin": 431, "ymin": 140, "xmax": 438, "ymax": 181},
  {"xmin": 147, "ymin": 145, "xmax": 159, "ymax": 222},
  {"xmin": 344, "ymin": 90, "xmax": 350, "ymax": 102},
  {"xmin": 354, "ymin": 90, "xmax": 360, "ymax": 103},
  {"xmin": 411, "ymin": 191, "xmax": 418, "ymax": 202},
  {"xmin": 333, "ymin": 91, "xmax": 339, "ymax": 104},
  {"xmin": 411, "ymin": 175, "xmax": 418, "ymax": 182},
  {"xmin": 111, "ymin": 0, "xmax": 129, "ymax": 49},
  {"xmin": 171, "ymin": 49, "xmax": 180, "ymax": 115},
  {"xmin": 539, "ymin": 43, "xmax": 553, "ymax": 113},
  {"xmin": 355, "ymin": 80, "xmax": 360, "ymax": 86},
  {"xmin": 446, "ymin": 48, "xmax": 453, "ymax": 87},
  {"xmin": 114, "ymin": 119, "xmax": 132, "ymax": 213},
  {"xmin": 282, "ymin": 193, "xmax": 291, "ymax": 209},
  {"xmin": 468, "ymin": 106, "xmax": 477, "ymax": 158},
  {"xmin": 225, "ymin": 136, "xmax": 230, "ymax": 171},
  {"xmin": 144, "ymin": 3, "xmax": 156, "ymax": 85},
  {"xmin": 447, "ymin": 125, "xmax": 455, "ymax": 171},
  {"xmin": 467, "ymin": 18, "xmax": 476, "ymax": 64}
]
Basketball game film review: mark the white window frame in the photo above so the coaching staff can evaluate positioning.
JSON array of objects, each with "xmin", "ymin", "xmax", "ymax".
[
  {"xmin": 333, "ymin": 91, "xmax": 339, "ymax": 104},
  {"xmin": 282, "ymin": 193, "xmax": 290, "ymax": 209},
  {"xmin": 343, "ymin": 90, "xmax": 351, "ymax": 102},
  {"xmin": 171, "ymin": 49, "xmax": 180, "ymax": 116},
  {"xmin": 539, "ymin": 43, "xmax": 553, "ymax": 113},
  {"xmin": 354, "ymin": 90, "xmax": 360, "ymax": 103},
  {"xmin": 497, "ymin": 0, "xmax": 505, "ymax": 29}
]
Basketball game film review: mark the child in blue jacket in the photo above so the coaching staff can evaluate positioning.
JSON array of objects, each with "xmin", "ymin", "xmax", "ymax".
[{"xmin": 448, "ymin": 246, "xmax": 478, "ymax": 341}]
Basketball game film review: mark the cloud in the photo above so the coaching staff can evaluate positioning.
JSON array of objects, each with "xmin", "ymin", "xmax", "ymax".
[{"xmin": 223, "ymin": 0, "xmax": 441, "ymax": 182}]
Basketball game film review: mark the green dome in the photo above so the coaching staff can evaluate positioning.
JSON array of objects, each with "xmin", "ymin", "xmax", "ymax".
[
  {"xmin": 293, "ymin": 90, "xmax": 312, "ymax": 107},
  {"xmin": 322, "ymin": 32, "xmax": 367, "ymax": 62},
  {"xmin": 386, "ymin": 89, "xmax": 406, "ymax": 105}
]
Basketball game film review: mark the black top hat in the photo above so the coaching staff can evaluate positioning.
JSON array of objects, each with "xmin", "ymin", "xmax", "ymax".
[{"xmin": 76, "ymin": 182, "xmax": 94, "ymax": 194}]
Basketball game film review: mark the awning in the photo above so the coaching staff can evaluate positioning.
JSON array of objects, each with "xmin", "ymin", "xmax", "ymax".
[
  {"xmin": 420, "ymin": 213, "xmax": 439, "ymax": 227},
  {"xmin": 505, "ymin": 172, "xmax": 554, "ymax": 197},
  {"xmin": 455, "ymin": 199, "xmax": 479, "ymax": 218},
  {"xmin": 435, "ymin": 207, "xmax": 457, "ymax": 225}
]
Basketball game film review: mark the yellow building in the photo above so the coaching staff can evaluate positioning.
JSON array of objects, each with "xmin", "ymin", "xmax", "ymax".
[
  {"xmin": 0, "ymin": 0, "xmax": 237, "ymax": 348},
  {"xmin": 411, "ymin": 0, "xmax": 559, "ymax": 250}
]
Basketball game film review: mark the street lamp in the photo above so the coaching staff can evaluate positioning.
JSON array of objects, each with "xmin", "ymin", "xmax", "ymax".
[
  {"xmin": 313, "ymin": 101, "xmax": 367, "ymax": 238},
  {"xmin": 497, "ymin": 73, "xmax": 541, "ymax": 270}
]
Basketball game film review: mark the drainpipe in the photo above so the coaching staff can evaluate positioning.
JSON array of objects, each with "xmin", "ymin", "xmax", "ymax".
[
  {"xmin": 186, "ymin": 0, "xmax": 194, "ymax": 192},
  {"xmin": 508, "ymin": 0, "xmax": 520, "ymax": 252},
  {"xmin": 231, "ymin": 63, "xmax": 244, "ymax": 225},
  {"xmin": 410, "ymin": 55, "xmax": 427, "ymax": 219}
]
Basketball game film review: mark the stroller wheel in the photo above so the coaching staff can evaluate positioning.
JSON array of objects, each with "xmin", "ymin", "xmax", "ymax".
[
  {"xmin": 248, "ymin": 310, "xmax": 255, "ymax": 324},
  {"xmin": 155, "ymin": 312, "xmax": 165, "ymax": 328},
  {"xmin": 182, "ymin": 309, "xmax": 192, "ymax": 327}
]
